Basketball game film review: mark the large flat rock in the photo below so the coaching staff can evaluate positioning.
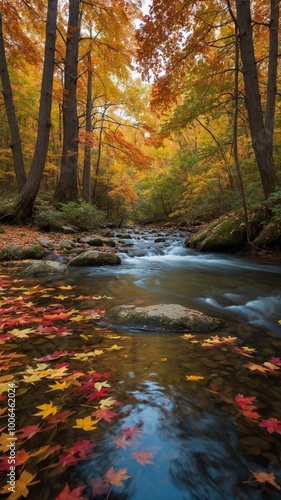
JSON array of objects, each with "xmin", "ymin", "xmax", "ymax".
[{"xmin": 100, "ymin": 304, "xmax": 223, "ymax": 332}]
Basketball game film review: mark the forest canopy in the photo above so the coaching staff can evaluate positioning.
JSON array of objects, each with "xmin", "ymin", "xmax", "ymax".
[{"xmin": 0, "ymin": 0, "xmax": 280, "ymax": 226}]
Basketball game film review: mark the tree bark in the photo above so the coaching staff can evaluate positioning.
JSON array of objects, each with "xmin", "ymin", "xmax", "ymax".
[
  {"xmin": 54, "ymin": 0, "xmax": 80, "ymax": 202},
  {"xmin": 235, "ymin": 0, "xmax": 278, "ymax": 198},
  {"xmin": 9, "ymin": 0, "xmax": 58, "ymax": 221},
  {"xmin": 82, "ymin": 49, "xmax": 92, "ymax": 202},
  {"xmin": 0, "ymin": 11, "xmax": 26, "ymax": 191},
  {"xmin": 265, "ymin": 0, "xmax": 279, "ymax": 153}
]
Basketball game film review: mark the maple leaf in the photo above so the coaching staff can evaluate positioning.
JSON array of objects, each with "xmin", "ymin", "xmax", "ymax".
[
  {"xmin": 73, "ymin": 416, "xmax": 99, "ymax": 431},
  {"xmin": 17, "ymin": 423, "xmax": 41, "ymax": 440},
  {"xmin": 263, "ymin": 361, "xmax": 280, "ymax": 372},
  {"xmin": 68, "ymin": 440, "xmax": 96, "ymax": 459},
  {"xmin": 250, "ymin": 470, "xmax": 281, "ymax": 490},
  {"xmin": 33, "ymin": 401, "xmax": 59, "ymax": 418},
  {"xmin": 59, "ymin": 453, "xmax": 79, "ymax": 467},
  {"xmin": 259, "ymin": 418, "xmax": 281, "ymax": 434},
  {"xmin": 47, "ymin": 381, "xmax": 68, "ymax": 391},
  {"xmin": 240, "ymin": 408, "xmax": 261, "ymax": 420},
  {"xmin": 54, "ymin": 483, "xmax": 86, "ymax": 500},
  {"xmin": 113, "ymin": 435, "xmax": 135, "ymax": 449},
  {"xmin": 87, "ymin": 387, "xmax": 108, "ymax": 401},
  {"xmin": 186, "ymin": 375, "xmax": 204, "ymax": 381},
  {"xmin": 235, "ymin": 394, "xmax": 257, "ymax": 410},
  {"xmin": 182, "ymin": 333, "xmax": 195, "ymax": 339},
  {"xmin": 269, "ymin": 356, "xmax": 281, "ymax": 366},
  {"xmin": 105, "ymin": 467, "xmax": 131, "ymax": 487},
  {"xmin": 99, "ymin": 397, "xmax": 116, "ymax": 408},
  {"xmin": 108, "ymin": 344, "xmax": 122, "ymax": 350},
  {"xmin": 244, "ymin": 362, "xmax": 269, "ymax": 373},
  {"xmin": 122, "ymin": 427, "xmax": 141, "ymax": 438},
  {"xmin": 132, "ymin": 450, "xmax": 155, "ymax": 465},
  {"xmin": 36, "ymin": 350, "xmax": 68, "ymax": 361},
  {"xmin": 92, "ymin": 408, "xmax": 118, "ymax": 422},
  {"xmin": 46, "ymin": 409, "xmax": 74, "ymax": 424},
  {"xmin": 2, "ymin": 470, "xmax": 38, "ymax": 499}
]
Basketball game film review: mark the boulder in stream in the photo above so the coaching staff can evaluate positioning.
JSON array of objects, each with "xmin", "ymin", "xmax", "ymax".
[
  {"xmin": 22, "ymin": 261, "xmax": 68, "ymax": 276},
  {"xmin": 69, "ymin": 250, "xmax": 121, "ymax": 266},
  {"xmin": 100, "ymin": 304, "xmax": 223, "ymax": 332}
]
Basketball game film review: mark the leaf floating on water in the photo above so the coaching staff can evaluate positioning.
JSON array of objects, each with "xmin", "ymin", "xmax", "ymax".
[
  {"xmin": 54, "ymin": 483, "xmax": 86, "ymax": 500},
  {"xmin": 105, "ymin": 467, "xmax": 131, "ymax": 487},
  {"xmin": 250, "ymin": 470, "xmax": 281, "ymax": 490},
  {"xmin": 1, "ymin": 470, "xmax": 38, "ymax": 499},
  {"xmin": 132, "ymin": 450, "xmax": 156, "ymax": 465},
  {"xmin": 259, "ymin": 418, "xmax": 281, "ymax": 434},
  {"xmin": 186, "ymin": 375, "xmax": 205, "ymax": 381},
  {"xmin": 73, "ymin": 415, "xmax": 99, "ymax": 431}
]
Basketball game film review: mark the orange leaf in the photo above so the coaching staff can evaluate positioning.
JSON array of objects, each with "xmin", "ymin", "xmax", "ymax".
[
  {"xmin": 105, "ymin": 467, "xmax": 131, "ymax": 487},
  {"xmin": 132, "ymin": 450, "xmax": 155, "ymax": 465}
]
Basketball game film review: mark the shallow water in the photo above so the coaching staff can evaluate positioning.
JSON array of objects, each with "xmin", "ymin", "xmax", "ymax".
[{"xmin": 1, "ymin": 228, "xmax": 281, "ymax": 499}]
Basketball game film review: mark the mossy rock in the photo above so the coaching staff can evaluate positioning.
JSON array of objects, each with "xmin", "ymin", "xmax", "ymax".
[
  {"xmin": 0, "ymin": 227, "xmax": 5, "ymax": 234},
  {"xmin": 0, "ymin": 244, "xmax": 22, "ymax": 261},
  {"xmin": 100, "ymin": 304, "xmax": 224, "ymax": 332},
  {"xmin": 186, "ymin": 217, "xmax": 247, "ymax": 252},
  {"xmin": 69, "ymin": 250, "xmax": 121, "ymax": 266},
  {"xmin": 22, "ymin": 244, "xmax": 48, "ymax": 259},
  {"xmin": 22, "ymin": 261, "xmax": 68, "ymax": 276},
  {"xmin": 254, "ymin": 221, "xmax": 281, "ymax": 250}
]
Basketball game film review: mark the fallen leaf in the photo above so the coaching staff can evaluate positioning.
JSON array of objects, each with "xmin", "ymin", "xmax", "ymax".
[
  {"xmin": 54, "ymin": 483, "xmax": 86, "ymax": 500},
  {"xmin": 186, "ymin": 375, "xmax": 204, "ymax": 381},
  {"xmin": 33, "ymin": 401, "xmax": 60, "ymax": 418},
  {"xmin": 259, "ymin": 418, "xmax": 281, "ymax": 434},
  {"xmin": 132, "ymin": 450, "xmax": 155, "ymax": 465},
  {"xmin": 73, "ymin": 416, "xmax": 99, "ymax": 431},
  {"xmin": 250, "ymin": 470, "xmax": 281, "ymax": 490},
  {"xmin": 105, "ymin": 467, "xmax": 131, "ymax": 487}
]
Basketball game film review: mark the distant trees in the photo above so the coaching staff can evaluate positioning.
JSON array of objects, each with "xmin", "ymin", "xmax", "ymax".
[{"xmin": 137, "ymin": 0, "xmax": 280, "ymax": 199}]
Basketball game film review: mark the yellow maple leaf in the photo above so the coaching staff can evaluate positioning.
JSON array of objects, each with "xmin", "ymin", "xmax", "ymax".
[
  {"xmin": 182, "ymin": 333, "xmax": 195, "ymax": 339},
  {"xmin": 59, "ymin": 285, "xmax": 74, "ymax": 290},
  {"xmin": 73, "ymin": 415, "xmax": 98, "ymax": 431},
  {"xmin": 2, "ymin": 470, "xmax": 38, "ymax": 499},
  {"xmin": 0, "ymin": 432, "xmax": 10, "ymax": 452},
  {"xmin": 54, "ymin": 294, "xmax": 67, "ymax": 300},
  {"xmin": 186, "ymin": 375, "xmax": 205, "ymax": 381},
  {"xmin": 33, "ymin": 401, "xmax": 59, "ymax": 418},
  {"xmin": 70, "ymin": 315, "xmax": 85, "ymax": 322},
  {"xmin": 108, "ymin": 344, "xmax": 122, "ymax": 351},
  {"xmin": 80, "ymin": 334, "xmax": 88, "ymax": 341},
  {"xmin": 47, "ymin": 381, "xmax": 68, "ymax": 391},
  {"xmin": 10, "ymin": 328, "xmax": 34, "ymax": 338}
]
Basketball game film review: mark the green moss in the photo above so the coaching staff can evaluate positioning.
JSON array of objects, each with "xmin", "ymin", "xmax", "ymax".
[
  {"xmin": 254, "ymin": 221, "xmax": 281, "ymax": 249},
  {"xmin": 22, "ymin": 244, "xmax": 47, "ymax": 259}
]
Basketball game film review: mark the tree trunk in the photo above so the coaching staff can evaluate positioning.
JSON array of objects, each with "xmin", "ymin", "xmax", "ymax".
[
  {"xmin": 54, "ymin": 0, "xmax": 80, "ymax": 203},
  {"xmin": 265, "ymin": 0, "xmax": 279, "ymax": 153},
  {"xmin": 82, "ymin": 49, "xmax": 92, "ymax": 202},
  {"xmin": 0, "ymin": 11, "xmax": 26, "ymax": 191},
  {"xmin": 9, "ymin": 0, "xmax": 58, "ymax": 221},
  {"xmin": 235, "ymin": 0, "xmax": 278, "ymax": 198},
  {"xmin": 92, "ymin": 107, "xmax": 106, "ymax": 203}
]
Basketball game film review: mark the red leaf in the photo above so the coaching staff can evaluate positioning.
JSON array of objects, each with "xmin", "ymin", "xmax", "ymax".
[
  {"xmin": 68, "ymin": 440, "xmax": 96, "ymax": 459},
  {"xmin": 92, "ymin": 408, "xmax": 118, "ymax": 422},
  {"xmin": 235, "ymin": 394, "xmax": 257, "ymax": 410},
  {"xmin": 259, "ymin": 418, "xmax": 281, "ymax": 434},
  {"xmin": 122, "ymin": 427, "xmax": 141, "ymax": 439},
  {"xmin": 17, "ymin": 424, "xmax": 41, "ymax": 440},
  {"xmin": 55, "ymin": 483, "xmax": 86, "ymax": 500}
]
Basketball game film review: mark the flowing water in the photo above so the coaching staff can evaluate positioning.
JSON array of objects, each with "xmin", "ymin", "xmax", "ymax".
[{"xmin": 2, "ymin": 228, "xmax": 281, "ymax": 499}]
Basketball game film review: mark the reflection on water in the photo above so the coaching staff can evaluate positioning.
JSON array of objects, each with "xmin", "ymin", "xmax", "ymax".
[{"xmin": 2, "ymin": 228, "xmax": 281, "ymax": 498}]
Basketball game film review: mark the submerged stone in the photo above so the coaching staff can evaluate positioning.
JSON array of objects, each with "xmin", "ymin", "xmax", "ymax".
[{"xmin": 100, "ymin": 303, "xmax": 223, "ymax": 332}]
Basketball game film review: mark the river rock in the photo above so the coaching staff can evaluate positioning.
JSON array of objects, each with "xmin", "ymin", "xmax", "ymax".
[
  {"xmin": 69, "ymin": 250, "xmax": 121, "ymax": 266},
  {"xmin": 100, "ymin": 304, "xmax": 223, "ymax": 332},
  {"xmin": 22, "ymin": 261, "xmax": 68, "ymax": 276},
  {"xmin": 79, "ymin": 235, "xmax": 115, "ymax": 247}
]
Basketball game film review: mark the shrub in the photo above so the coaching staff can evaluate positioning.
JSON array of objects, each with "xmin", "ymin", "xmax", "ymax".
[{"xmin": 35, "ymin": 201, "xmax": 106, "ymax": 231}]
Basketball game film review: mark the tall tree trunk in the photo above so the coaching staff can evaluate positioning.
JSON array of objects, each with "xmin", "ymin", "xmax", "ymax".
[
  {"xmin": 235, "ymin": 0, "xmax": 278, "ymax": 198},
  {"xmin": 0, "ymin": 11, "xmax": 26, "ymax": 191},
  {"xmin": 9, "ymin": 0, "xmax": 58, "ymax": 221},
  {"xmin": 265, "ymin": 0, "xmax": 279, "ymax": 153},
  {"xmin": 92, "ymin": 107, "xmax": 106, "ymax": 203},
  {"xmin": 82, "ymin": 48, "xmax": 92, "ymax": 202},
  {"xmin": 233, "ymin": 24, "xmax": 251, "ymax": 244},
  {"xmin": 54, "ymin": 0, "xmax": 80, "ymax": 202}
]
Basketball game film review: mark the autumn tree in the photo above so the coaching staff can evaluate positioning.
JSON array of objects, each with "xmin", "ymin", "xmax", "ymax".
[{"xmin": 137, "ymin": 0, "xmax": 279, "ymax": 198}]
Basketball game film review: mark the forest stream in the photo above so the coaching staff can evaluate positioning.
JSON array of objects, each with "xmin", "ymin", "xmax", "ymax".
[{"xmin": 1, "ymin": 228, "xmax": 281, "ymax": 500}]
